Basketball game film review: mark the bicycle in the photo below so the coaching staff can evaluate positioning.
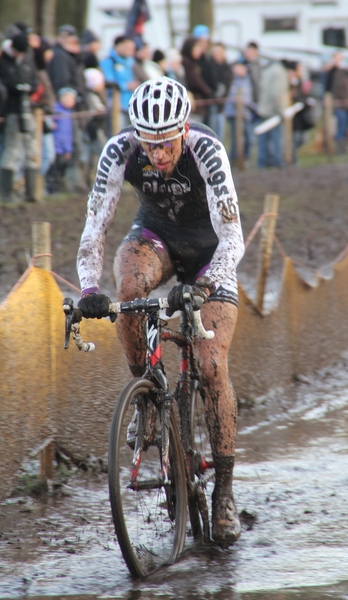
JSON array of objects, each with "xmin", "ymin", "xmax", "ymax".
[{"xmin": 63, "ymin": 286, "xmax": 216, "ymax": 578}]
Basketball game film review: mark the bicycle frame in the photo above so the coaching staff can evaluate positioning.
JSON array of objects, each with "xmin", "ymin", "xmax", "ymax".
[
  {"xmin": 141, "ymin": 307, "xmax": 214, "ymax": 541},
  {"xmin": 63, "ymin": 293, "xmax": 215, "ymax": 545}
]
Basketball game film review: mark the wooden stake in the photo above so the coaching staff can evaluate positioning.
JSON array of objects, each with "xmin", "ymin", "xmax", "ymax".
[
  {"xmin": 32, "ymin": 221, "xmax": 51, "ymax": 270},
  {"xmin": 236, "ymin": 87, "xmax": 244, "ymax": 170},
  {"xmin": 112, "ymin": 88, "xmax": 120, "ymax": 135},
  {"xmin": 255, "ymin": 194, "xmax": 279, "ymax": 312},
  {"xmin": 323, "ymin": 92, "xmax": 334, "ymax": 161},
  {"xmin": 34, "ymin": 107, "xmax": 44, "ymax": 202},
  {"xmin": 284, "ymin": 116, "xmax": 293, "ymax": 165}
]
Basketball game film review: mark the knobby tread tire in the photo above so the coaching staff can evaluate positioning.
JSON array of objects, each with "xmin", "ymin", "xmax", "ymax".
[{"xmin": 108, "ymin": 377, "xmax": 187, "ymax": 578}]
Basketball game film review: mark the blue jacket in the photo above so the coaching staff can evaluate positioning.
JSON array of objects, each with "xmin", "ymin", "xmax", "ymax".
[
  {"xmin": 53, "ymin": 102, "xmax": 74, "ymax": 154},
  {"xmin": 100, "ymin": 49, "xmax": 135, "ymax": 111},
  {"xmin": 224, "ymin": 75, "xmax": 257, "ymax": 121}
]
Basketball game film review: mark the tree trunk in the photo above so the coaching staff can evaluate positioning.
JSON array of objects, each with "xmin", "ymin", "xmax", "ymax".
[
  {"xmin": 165, "ymin": 0, "xmax": 175, "ymax": 47},
  {"xmin": 189, "ymin": 0, "xmax": 213, "ymax": 32},
  {"xmin": 41, "ymin": 0, "xmax": 57, "ymax": 40},
  {"xmin": 0, "ymin": 0, "xmax": 34, "ymax": 32}
]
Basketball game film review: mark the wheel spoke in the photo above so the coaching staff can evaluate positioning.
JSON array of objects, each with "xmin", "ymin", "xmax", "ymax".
[{"xmin": 108, "ymin": 378, "xmax": 187, "ymax": 577}]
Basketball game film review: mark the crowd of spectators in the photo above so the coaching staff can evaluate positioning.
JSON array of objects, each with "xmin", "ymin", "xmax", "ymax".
[{"xmin": 0, "ymin": 20, "xmax": 347, "ymax": 202}]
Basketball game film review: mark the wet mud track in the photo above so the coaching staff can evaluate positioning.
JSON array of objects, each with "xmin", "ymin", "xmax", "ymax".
[{"xmin": 1, "ymin": 355, "xmax": 348, "ymax": 599}]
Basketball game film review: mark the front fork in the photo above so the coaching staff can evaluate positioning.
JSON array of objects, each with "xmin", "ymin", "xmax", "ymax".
[{"xmin": 131, "ymin": 313, "xmax": 173, "ymax": 488}]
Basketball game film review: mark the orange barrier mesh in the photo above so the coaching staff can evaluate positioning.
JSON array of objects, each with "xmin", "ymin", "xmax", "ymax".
[{"xmin": 1, "ymin": 257, "xmax": 348, "ymax": 500}]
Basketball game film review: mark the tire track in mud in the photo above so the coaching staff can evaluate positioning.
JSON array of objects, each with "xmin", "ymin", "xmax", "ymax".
[{"xmin": 1, "ymin": 354, "xmax": 348, "ymax": 599}]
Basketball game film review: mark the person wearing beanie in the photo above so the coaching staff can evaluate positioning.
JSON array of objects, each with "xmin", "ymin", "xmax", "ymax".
[
  {"xmin": 132, "ymin": 42, "xmax": 162, "ymax": 83},
  {"xmin": 47, "ymin": 24, "xmax": 89, "ymax": 193},
  {"xmin": 100, "ymin": 35, "xmax": 139, "ymax": 132},
  {"xmin": 45, "ymin": 88, "xmax": 77, "ymax": 194},
  {"xmin": 184, "ymin": 24, "xmax": 218, "ymax": 128},
  {"xmin": 0, "ymin": 26, "xmax": 39, "ymax": 202},
  {"xmin": 82, "ymin": 67, "xmax": 107, "ymax": 187},
  {"xmin": 152, "ymin": 49, "xmax": 167, "ymax": 75},
  {"xmin": 192, "ymin": 24, "xmax": 210, "ymax": 40},
  {"xmin": 81, "ymin": 29, "xmax": 101, "ymax": 69},
  {"xmin": 165, "ymin": 47, "xmax": 185, "ymax": 84}
]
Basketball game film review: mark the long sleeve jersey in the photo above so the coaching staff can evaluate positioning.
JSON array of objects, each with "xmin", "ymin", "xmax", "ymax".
[{"xmin": 77, "ymin": 122, "xmax": 244, "ymax": 298}]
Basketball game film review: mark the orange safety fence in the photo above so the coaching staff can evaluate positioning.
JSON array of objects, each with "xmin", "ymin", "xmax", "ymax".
[{"xmin": 1, "ymin": 226, "xmax": 348, "ymax": 500}]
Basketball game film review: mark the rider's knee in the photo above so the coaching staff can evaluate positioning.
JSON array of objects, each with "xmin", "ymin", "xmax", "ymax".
[
  {"xmin": 199, "ymin": 356, "xmax": 229, "ymax": 387},
  {"xmin": 116, "ymin": 274, "xmax": 152, "ymax": 301}
]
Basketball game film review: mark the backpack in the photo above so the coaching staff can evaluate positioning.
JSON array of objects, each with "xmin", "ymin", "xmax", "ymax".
[{"xmin": 294, "ymin": 99, "xmax": 317, "ymax": 131}]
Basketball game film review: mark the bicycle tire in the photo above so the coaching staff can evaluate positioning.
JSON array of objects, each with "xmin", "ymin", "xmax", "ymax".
[
  {"xmin": 108, "ymin": 377, "xmax": 187, "ymax": 578},
  {"xmin": 189, "ymin": 379, "xmax": 214, "ymax": 542}
]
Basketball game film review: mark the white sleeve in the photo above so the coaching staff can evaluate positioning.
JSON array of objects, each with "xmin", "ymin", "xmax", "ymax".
[
  {"xmin": 187, "ymin": 130, "xmax": 245, "ymax": 287},
  {"xmin": 77, "ymin": 130, "xmax": 137, "ymax": 293}
]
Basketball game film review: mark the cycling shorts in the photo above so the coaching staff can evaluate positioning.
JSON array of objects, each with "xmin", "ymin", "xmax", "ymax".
[{"xmin": 124, "ymin": 222, "xmax": 239, "ymax": 307}]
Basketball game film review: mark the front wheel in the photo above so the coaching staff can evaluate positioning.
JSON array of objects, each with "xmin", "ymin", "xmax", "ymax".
[
  {"xmin": 108, "ymin": 378, "xmax": 187, "ymax": 578},
  {"xmin": 189, "ymin": 379, "xmax": 214, "ymax": 542}
]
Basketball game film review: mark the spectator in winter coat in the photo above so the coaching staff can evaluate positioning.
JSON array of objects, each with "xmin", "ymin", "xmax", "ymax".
[
  {"xmin": 225, "ymin": 62, "xmax": 257, "ymax": 161},
  {"xmin": 257, "ymin": 59, "xmax": 289, "ymax": 168},
  {"xmin": 210, "ymin": 42, "xmax": 233, "ymax": 141},
  {"xmin": 46, "ymin": 87, "xmax": 77, "ymax": 194},
  {"xmin": 81, "ymin": 29, "xmax": 101, "ymax": 69},
  {"xmin": 242, "ymin": 41, "xmax": 262, "ymax": 106},
  {"xmin": 283, "ymin": 60, "xmax": 317, "ymax": 164},
  {"xmin": 191, "ymin": 24, "xmax": 218, "ymax": 128},
  {"xmin": 165, "ymin": 47, "xmax": 186, "ymax": 85},
  {"xmin": 0, "ymin": 31, "xmax": 39, "ymax": 202},
  {"xmin": 100, "ymin": 35, "xmax": 139, "ymax": 131},
  {"xmin": 47, "ymin": 25, "xmax": 86, "ymax": 108},
  {"xmin": 132, "ymin": 42, "xmax": 163, "ymax": 83},
  {"xmin": 47, "ymin": 24, "xmax": 89, "ymax": 192},
  {"xmin": 82, "ymin": 68, "xmax": 107, "ymax": 187},
  {"xmin": 30, "ymin": 36, "xmax": 57, "ymax": 177},
  {"xmin": 323, "ymin": 51, "xmax": 348, "ymax": 154},
  {"xmin": 181, "ymin": 36, "xmax": 214, "ymax": 123}
]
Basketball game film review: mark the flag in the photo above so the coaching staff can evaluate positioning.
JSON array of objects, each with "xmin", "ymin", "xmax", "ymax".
[{"xmin": 125, "ymin": 0, "xmax": 151, "ymax": 39}]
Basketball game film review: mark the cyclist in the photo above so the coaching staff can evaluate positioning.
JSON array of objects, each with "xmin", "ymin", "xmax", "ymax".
[{"xmin": 76, "ymin": 76, "xmax": 245, "ymax": 545}]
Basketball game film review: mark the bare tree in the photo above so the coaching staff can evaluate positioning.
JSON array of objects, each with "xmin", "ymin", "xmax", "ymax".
[
  {"xmin": 41, "ymin": 0, "xmax": 57, "ymax": 39},
  {"xmin": 189, "ymin": 0, "xmax": 213, "ymax": 33},
  {"xmin": 165, "ymin": 0, "xmax": 175, "ymax": 47}
]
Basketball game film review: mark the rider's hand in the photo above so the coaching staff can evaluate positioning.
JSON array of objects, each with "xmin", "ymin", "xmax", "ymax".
[
  {"xmin": 166, "ymin": 284, "xmax": 209, "ymax": 317},
  {"xmin": 77, "ymin": 293, "xmax": 111, "ymax": 319}
]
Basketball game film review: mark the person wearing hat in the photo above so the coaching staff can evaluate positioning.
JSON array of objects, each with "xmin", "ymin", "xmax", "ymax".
[
  {"xmin": 100, "ymin": 35, "xmax": 140, "ymax": 132},
  {"xmin": 190, "ymin": 24, "xmax": 218, "ymax": 129},
  {"xmin": 81, "ymin": 29, "xmax": 101, "ymax": 69},
  {"xmin": 47, "ymin": 25, "xmax": 86, "ymax": 103},
  {"xmin": 47, "ymin": 25, "xmax": 89, "ymax": 192},
  {"xmin": 76, "ymin": 76, "xmax": 244, "ymax": 545},
  {"xmin": 45, "ymin": 87, "xmax": 78, "ymax": 194},
  {"xmin": 82, "ymin": 68, "xmax": 107, "ymax": 187},
  {"xmin": 0, "ymin": 30, "xmax": 39, "ymax": 202}
]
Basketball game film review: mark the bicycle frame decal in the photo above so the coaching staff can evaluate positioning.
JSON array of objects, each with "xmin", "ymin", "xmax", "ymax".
[
  {"xmin": 147, "ymin": 319, "xmax": 162, "ymax": 367},
  {"xmin": 180, "ymin": 357, "xmax": 189, "ymax": 373}
]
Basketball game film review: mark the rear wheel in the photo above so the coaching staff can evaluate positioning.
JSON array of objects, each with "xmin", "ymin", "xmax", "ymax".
[{"xmin": 108, "ymin": 378, "xmax": 187, "ymax": 578}]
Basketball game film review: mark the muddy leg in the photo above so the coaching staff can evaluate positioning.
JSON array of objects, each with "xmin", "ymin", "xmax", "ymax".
[
  {"xmin": 195, "ymin": 301, "xmax": 241, "ymax": 544},
  {"xmin": 113, "ymin": 238, "xmax": 174, "ymax": 376}
]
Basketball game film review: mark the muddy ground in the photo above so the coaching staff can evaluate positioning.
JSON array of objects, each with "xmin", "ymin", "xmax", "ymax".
[
  {"xmin": 1, "ymin": 161, "xmax": 348, "ymax": 303},
  {"xmin": 1, "ymin": 160, "xmax": 348, "ymax": 599}
]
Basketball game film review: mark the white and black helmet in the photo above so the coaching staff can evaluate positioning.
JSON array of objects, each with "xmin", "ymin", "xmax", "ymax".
[{"xmin": 129, "ymin": 76, "xmax": 191, "ymax": 142}]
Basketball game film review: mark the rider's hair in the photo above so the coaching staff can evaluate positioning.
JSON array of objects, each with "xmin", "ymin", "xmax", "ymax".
[{"xmin": 129, "ymin": 76, "xmax": 191, "ymax": 140}]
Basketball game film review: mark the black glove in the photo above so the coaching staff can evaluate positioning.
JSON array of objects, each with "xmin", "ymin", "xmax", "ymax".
[
  {"xmin": 166, "ymin": 284, "xmax": 208, "ymax": 317},
  {"xmin": 77, "ymin": 293, "xmax": 111, "ymax": 319}
]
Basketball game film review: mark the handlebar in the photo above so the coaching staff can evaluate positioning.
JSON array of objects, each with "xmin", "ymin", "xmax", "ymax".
[{"xmin": 63, "ymin": 292, "xmax": 215, "ymax": 352}]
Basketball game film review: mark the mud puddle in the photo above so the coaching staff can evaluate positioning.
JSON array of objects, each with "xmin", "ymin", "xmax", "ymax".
[{"xmin": 1, "ymin": 355, "xmax": 348, "ymax": 599}]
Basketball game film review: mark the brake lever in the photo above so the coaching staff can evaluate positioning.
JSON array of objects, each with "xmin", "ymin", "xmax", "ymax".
[
  {"xmin": 63, "ymin": 297, "xmax": 82, "ymax": 349},
  {"xmin": 182, "ymin": 285, "xmax": 198, "ymax": 336}
]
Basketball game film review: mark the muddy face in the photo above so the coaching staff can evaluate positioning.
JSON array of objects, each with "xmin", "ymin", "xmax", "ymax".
[{"xmin": 140, "ymin": 124, "xmax": 190, "ymax": 180}]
